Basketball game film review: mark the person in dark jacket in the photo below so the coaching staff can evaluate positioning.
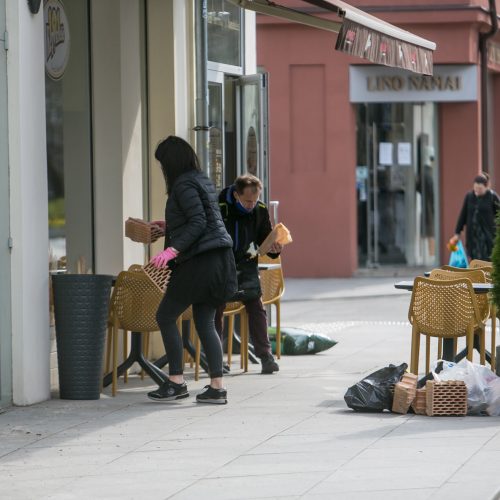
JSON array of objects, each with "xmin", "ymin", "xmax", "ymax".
[
  {"xmin": 216, "ymin": 174, "xmax": 281, "ymax": 374},
  {"xmin": 147, "ymin": 136, "xmax": 237, "ymax": 404},
  {"xmin": 450, "ymin": 172, "xmax": 500, "ymax": 261}
]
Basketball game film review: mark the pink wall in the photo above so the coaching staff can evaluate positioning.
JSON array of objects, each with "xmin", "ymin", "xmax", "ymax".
[
  {"xmin": 259, "ymin": 24, "xmax": 357, "ymax": 277},
  {"xmin": 257, "ymin": 6, "xmax": 499, "ymax": 276},
  {"xmin": 494, "ymin": 76, "xmax": 500, "ymax": 187},
  {"xmin": 439, "ymin": 102, "xmax": 481, "ymax": 260}
]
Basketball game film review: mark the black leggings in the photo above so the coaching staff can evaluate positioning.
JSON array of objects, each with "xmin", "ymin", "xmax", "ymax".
[{"xmin": 156, "ymin": 295, "xmax": 223, "ymax": 379}]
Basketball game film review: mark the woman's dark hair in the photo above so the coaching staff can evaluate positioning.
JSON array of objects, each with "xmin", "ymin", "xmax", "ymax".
[
  {"xmin": 155, "ymin": 136, "xmax": 201, "ymax": 194},
  {"xmin": 474, "ymin": 172, "xmax": 490, "ymax": 186}
]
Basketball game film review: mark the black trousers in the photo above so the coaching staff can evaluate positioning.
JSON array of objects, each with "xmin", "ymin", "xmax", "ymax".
[{"xmin": 156, "ymin": 295, "xmax": 223, "ymax": 379}]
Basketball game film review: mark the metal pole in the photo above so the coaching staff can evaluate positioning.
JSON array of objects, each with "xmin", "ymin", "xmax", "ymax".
[{"xmin": 194, "ymin": 0, "xmax": 210, "ymax": 171}]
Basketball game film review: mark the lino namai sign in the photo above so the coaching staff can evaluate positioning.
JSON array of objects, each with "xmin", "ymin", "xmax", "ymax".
[{"xmin": 350, "ymin": 64, "xmax": 478, "ymax": 103}]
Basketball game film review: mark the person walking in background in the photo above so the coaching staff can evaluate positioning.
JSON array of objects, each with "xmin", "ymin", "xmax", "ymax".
[
  {"xmin": 216, "ymin": 174, "xmax": 281, "ymax": 374},
  {"xmin": 450, "ymin": 172, "xmax": 500, "ymax": 261},
  {"xmin": 148, "ymin": 136, "xmax": 237, "ymax": 404}
]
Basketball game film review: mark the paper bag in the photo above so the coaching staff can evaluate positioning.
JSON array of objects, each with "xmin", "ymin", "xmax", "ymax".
[{"xmin": 258, "ymin": 223, "xmax": 293, "ymax": 255}]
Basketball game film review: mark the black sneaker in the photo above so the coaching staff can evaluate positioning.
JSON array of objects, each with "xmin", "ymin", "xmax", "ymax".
[
  {"xmin": 147, "ymin": 380, "xmax": 189, "ymax": 402},
  {"xmin": 261, "ymin": 353, "xmax": 279, "ymax": 374},
  {"xmin": 196, "ymin": 385, "xmax": 227, "ymax": 405},
  {"xmin": 223, "ymin": 362, "xmax": 231, "ymax": 374}
]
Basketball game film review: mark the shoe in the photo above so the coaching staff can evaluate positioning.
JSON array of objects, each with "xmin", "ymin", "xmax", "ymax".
[
  {"xmin": 147, "ymin": 379, "xmax": 189, "ymax": 402},
  {"xmin": 223, "ymin": 362, "xmax": 231, "ymax": 374},
  {"xmin": 261, "ymin": 353, "xmax": 279, "ymax": 374},
  {"xmin": 196, "ymin": 385, "xmax": 227, "ymax": 404}
]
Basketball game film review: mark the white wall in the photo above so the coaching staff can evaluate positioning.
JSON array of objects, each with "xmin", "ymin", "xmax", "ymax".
[
  {"xmin": 91, "ymin": 0, "xmax": 145, "ymax": 275},
  {"xmin": 6, "ymin": 0, "xmax": 50, "ymax": 405},
  {"xmin": 244, "ymin": 10, "xmax": 256, "ymax": 75}
]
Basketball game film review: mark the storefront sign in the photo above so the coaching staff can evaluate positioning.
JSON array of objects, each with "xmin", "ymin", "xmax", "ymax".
[
  {"xmin": 44, "ymin": 0, "xmax": 70, "ymax": 80},
  {"xmin": 350, "ymin": 65, "xmax": 477, "ymax": 103},
  {"xmin": 488, "ymin": 42, "xmax": 500, "ymax": 69}
]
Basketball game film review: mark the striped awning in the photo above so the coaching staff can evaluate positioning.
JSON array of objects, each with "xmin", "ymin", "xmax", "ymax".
[{"xmin": 229, "ymin": 0, "xmax": 436, "ymax": 75}]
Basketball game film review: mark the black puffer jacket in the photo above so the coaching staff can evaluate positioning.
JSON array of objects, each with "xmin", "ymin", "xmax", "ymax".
[{"xmin": 164, "ymin": 170, "xmax": 233, "ymax": 263}]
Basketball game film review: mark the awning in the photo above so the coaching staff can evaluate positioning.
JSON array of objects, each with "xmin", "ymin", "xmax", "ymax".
[{"xmin": 228, "ymin": 0, "xmax": 436, "ymax": 75}]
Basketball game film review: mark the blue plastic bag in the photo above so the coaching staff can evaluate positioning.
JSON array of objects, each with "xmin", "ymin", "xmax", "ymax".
[{"xmin": 449, "ymin": 240, "xmax": 468, "ymax": 268}]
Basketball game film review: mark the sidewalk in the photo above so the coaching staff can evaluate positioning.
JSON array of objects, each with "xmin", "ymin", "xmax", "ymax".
[{"xmin": 1, "ymin": 277, "xmax": 500, "ymax": 500}]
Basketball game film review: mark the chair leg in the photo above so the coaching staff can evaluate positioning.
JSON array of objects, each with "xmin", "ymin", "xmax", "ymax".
[
  {"xmin": 491, "ymin": 305, "xmax": 497, "ymax": 372},
  {"xmin": 112, "ymin": 321, "xmax": 119, "ymax": 397},
  {"xmin": 194, "ymin": 327, "xmax": 201, "ymax": 382},
  {"xmin": 410, "ymin": 325, "xmax": 420, "ymax": 375},
  {"xmin": 123, "ymin": 331, "xmax": 129, "ymax": 384},
  {"xmin": 425, "ymin": 335, "xmax": 430, "ymax": 374},
  {"xmin": 227, "ymin": 315, "xmax": 234, "ymax": 366},
  {"xmin": 437, "ymin": 337, "xmax": 442, "ymax": 360},
  {"xmin": 189, "ymin": 321, "xmax": 195, "ymax": 368},
  {"xmin": 241, "ymin": 310, "xmax": 249, "ymax": 372},
  {"xmin": 466, "ymin": 326, "xmax": 474, "ymax": 362},
  {"xmin": 479, "ymin": 326, "xmax": 486, "ymax": 365},
  {"xmin": 276, "ymin": 301, "xmax": 281, "ymax": 359},
  {"xmin": 105, "ymin": 325, "xmax": 112, "ymax": 374},
  {"xmin": 141, "ymin": 334, "xmax": 150, "ymax": 380},
  {"xmin": 453, "ymin": 338, "xmax": 458, "ymax": 357}
]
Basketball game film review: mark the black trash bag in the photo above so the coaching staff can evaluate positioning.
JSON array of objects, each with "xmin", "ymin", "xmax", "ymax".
[{"xmin": 344, "ymin": 363, "xmax": 408, "ymax": 412}]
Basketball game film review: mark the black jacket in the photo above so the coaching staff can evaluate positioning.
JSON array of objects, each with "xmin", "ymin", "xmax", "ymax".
[
  {"xmin": 218, "ymin": 185, "xmax": 278, "ymax": 264},
  {"xmin": 219, "ymin": 185, "xmax": 278, "ymax": 299},
  {"xmin": 455, "ymin": 190, "xmax": 500, "ymax": 259},
  {"xmin": 164, "ymin": 170, "xmax": 233, "ymax": 263}
]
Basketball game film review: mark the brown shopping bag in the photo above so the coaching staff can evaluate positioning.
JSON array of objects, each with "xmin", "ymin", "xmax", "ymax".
[{"xmin": 258, "ymin": 223, "xmax": 293, "ymax": 255}]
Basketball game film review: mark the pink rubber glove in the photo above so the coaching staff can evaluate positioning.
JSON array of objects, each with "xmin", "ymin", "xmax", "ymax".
[{"xmin": 150, "ymin": 247, "xmax": 178, "ymax": 268}]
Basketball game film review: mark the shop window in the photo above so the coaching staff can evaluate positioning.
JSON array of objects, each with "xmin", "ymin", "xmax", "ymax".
[
  {"xmin": 207, "ymin": 0, "xmax": 242, "ymax": 67},
  {"xmin": 45, "ymin": 0, "xmax": 93, "ymax": 273}
]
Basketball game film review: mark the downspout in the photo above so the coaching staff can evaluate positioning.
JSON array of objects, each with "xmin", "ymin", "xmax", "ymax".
[
  {"xmin": 194, "ymin": 0, "xmax": 210, "ymax": 171},
  {"xmin": 479, "ymin": 0, "xmax": 498, "ymax": 173}
]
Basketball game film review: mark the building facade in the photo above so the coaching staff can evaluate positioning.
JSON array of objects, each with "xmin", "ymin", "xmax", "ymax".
[
  {"xmin": 1, "ymin": 0, "xmax": 263, "ymax": 407},
  {"xmin": 257, "ymin": 0, "xmax": 500, "ymax": 277}
]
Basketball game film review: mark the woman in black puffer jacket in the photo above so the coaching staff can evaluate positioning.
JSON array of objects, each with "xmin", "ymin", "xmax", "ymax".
[{"xmin": 147, "ymin": 136, "xmax": 237, "ymax": 405}]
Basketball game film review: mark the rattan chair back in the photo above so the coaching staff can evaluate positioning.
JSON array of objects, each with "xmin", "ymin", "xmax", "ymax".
[
  {"xmin": 259, "ymin": 255, "xmax": 284, "ymax": 304},
  {"xmin": 434, "ymin": 268, "xmax": 489, "ymax": 321},
  {"xmin": 470, "ymin": 259, "xmax": 492, "ymax": 269},
  {"xmin": 409, "ymin": 277, "xmax": 481, "ymax": 338},
  {"xmin": 111, "ymin": 270, "xmax": 162, "ymax": 332}
]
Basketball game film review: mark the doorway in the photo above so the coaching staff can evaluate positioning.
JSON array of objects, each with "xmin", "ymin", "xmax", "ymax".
[
  {"xmin": 208, "ymin": 71, "xmax": 269, "ymax": 202},
  {"xmin": 356, "ymin": 102, "xmax": 439, "ymax": 268}
]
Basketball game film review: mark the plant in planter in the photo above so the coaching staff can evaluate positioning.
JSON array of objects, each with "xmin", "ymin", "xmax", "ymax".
[{"xmin": 490, "ymin": 214, "xmax": 500, "ymax": 311}]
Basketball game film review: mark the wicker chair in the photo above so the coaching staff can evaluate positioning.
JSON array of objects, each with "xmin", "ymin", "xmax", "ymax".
[
  {"xmin": 469, "ymin": 259, "xmax": 492, "ymax": 268},
  {"xmin": 107, "ymin": 268, "xmax": 163, "ymax": 396},
  {"xmin": 439, "ymin": 265, "xmax": 496, "ymax": 371},
  {"xmin": 223, "ymin": 301, "xmax": 247, "ymax": 369},
  {"xmin": 259, "ymin": 254, "xmax": 285, "ymax": 359},
  {"xmin": 408, "ymin": 276, "xmax": 485, "ymax": 375}
]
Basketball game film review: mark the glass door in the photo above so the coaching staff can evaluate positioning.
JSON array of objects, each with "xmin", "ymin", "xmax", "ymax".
[
  {"xmin": 356, "ymin": 102, "xmax": 439, "ymax": 268},
  {"xmin": 236, "ymin": 73, "xmax": 269, "ymax": 203}
]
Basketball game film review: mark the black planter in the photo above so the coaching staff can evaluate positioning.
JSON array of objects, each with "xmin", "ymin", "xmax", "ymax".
[{"xmin": 52, "ymin": 274, "xmax": 113, "ymax": 400}]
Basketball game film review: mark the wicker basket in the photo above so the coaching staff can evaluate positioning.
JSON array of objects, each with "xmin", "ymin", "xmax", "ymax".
[
  {"xmin": 425, "ymin": 380, "xmax": 467, "ymax": 416},
  {"xmin": 142, "ymin": 262, "xmax": 171, "ymax": 293},
  {"xmin": 125, "ymin": 218, "xmax": 164, "ymax": 244}
]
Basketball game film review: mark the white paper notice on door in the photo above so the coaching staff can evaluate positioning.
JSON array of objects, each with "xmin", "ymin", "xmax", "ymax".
[
  {"xmin": 397, "ymin": 142, "xmax": 412, "ymax": 166},
  {"xmin": 378, "ymin": 142, "xmax": 393, "ymax": 165}
]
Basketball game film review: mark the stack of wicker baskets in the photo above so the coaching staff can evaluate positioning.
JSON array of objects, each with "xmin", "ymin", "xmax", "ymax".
[{"xmin": 125, "ymin": 218, "xmax": 164, "ymax": 244}]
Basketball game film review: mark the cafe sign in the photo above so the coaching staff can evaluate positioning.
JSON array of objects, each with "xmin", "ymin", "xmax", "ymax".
[
  {"xmin": 350, "ymin": 64, "xmax": 477, "ymax": 103},
  {"xmin": 44, "ymin": 0, "xmax": 70, "ymax": 80}
]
